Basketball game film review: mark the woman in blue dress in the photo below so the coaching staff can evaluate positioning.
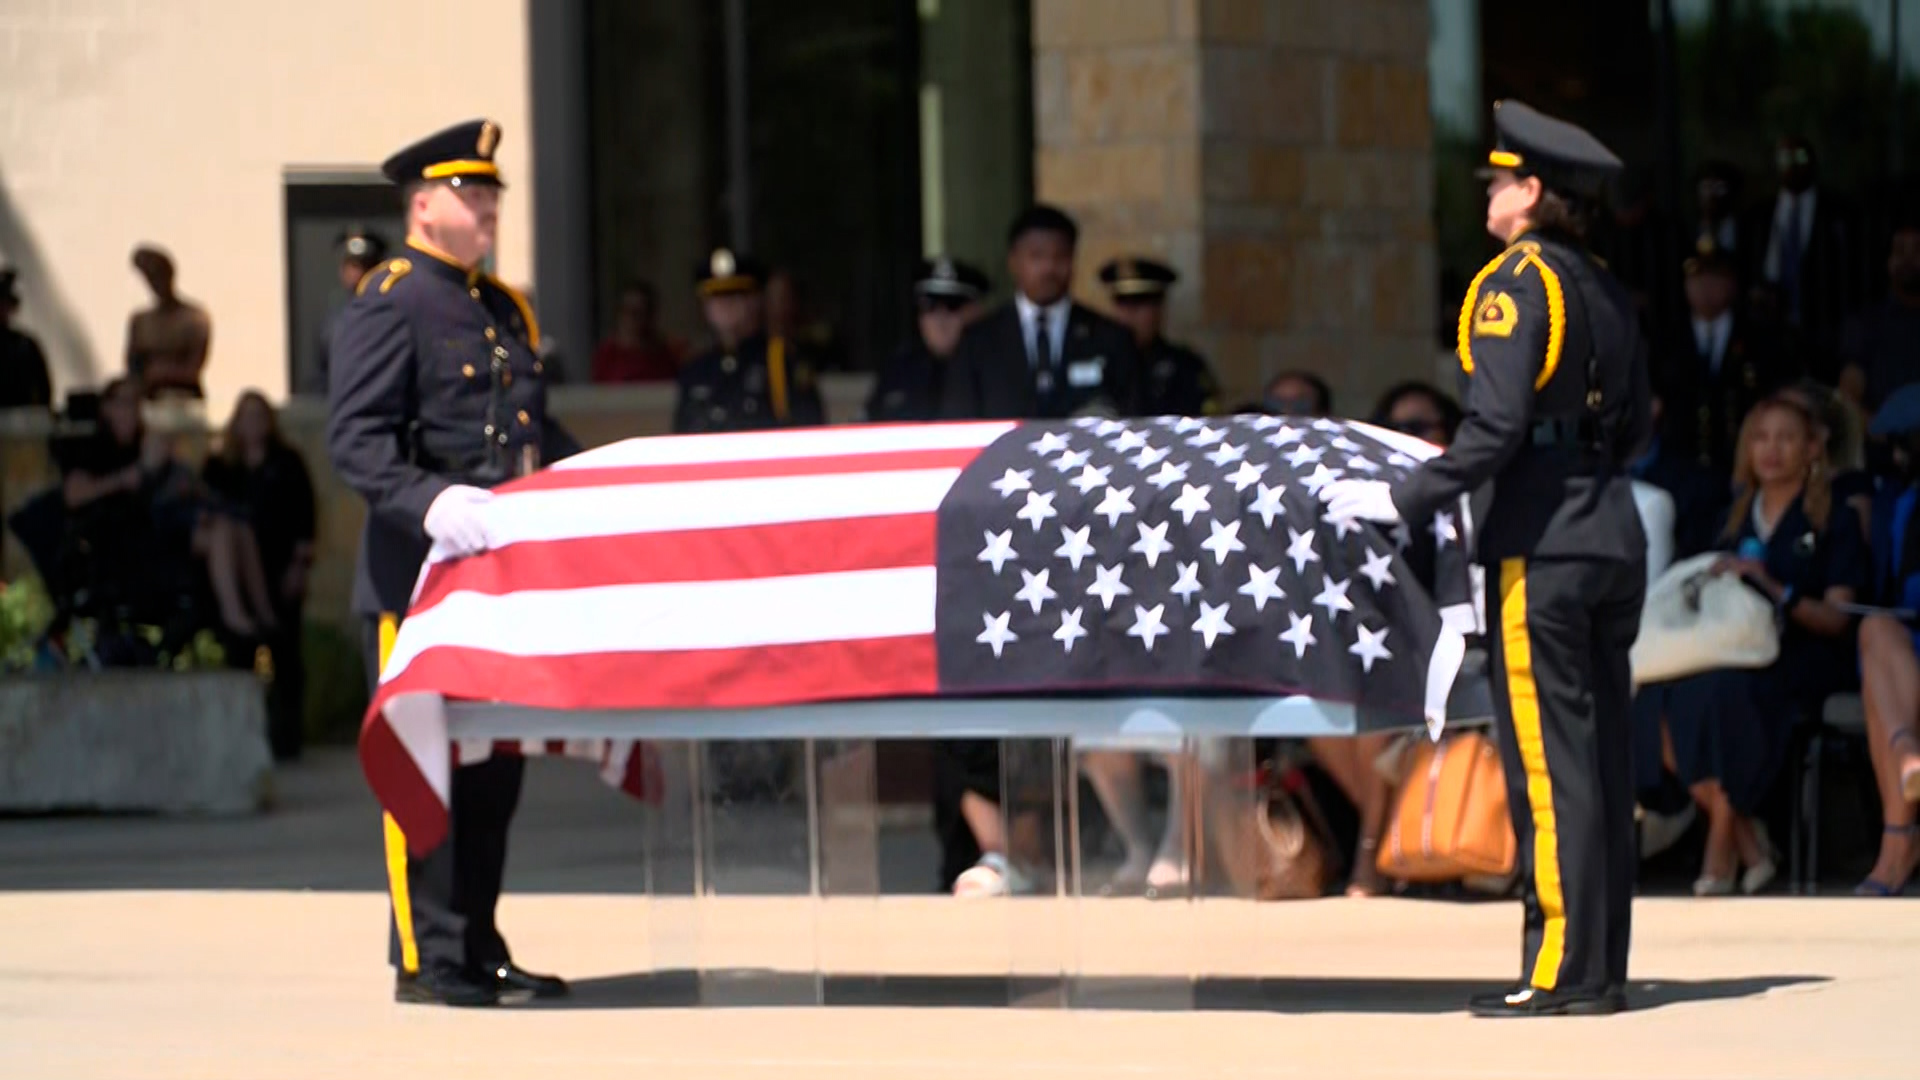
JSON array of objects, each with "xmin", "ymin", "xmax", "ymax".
[{"xmin": 1633, "ymin": 389, "xmax": 1868, "ymax": 895}]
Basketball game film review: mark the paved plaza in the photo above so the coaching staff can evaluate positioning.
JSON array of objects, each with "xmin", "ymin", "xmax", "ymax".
[{"xmin": 0, "ymin": 751, "xmax": 1912, "ymax": 1080}]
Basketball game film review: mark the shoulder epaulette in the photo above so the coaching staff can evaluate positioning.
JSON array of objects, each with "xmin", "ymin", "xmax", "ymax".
[
  {"xmin": 355, "ymin": 258, "xmax": 413, "ymax": 297},
  {"xmin": 488, "ymin": 276, "xmax": 541, "ymax": 350}
]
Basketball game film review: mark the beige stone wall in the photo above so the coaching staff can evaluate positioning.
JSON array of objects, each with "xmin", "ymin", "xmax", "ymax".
[
  {"xmin": 1034, "ymin": 0, "xmax": 1437, "ymax": 415},
  {"xmin": 0, "ymin": 0, "xmax": 536, "ymax": 420}
]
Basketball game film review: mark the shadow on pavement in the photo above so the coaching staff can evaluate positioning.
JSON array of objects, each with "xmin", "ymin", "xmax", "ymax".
[{"xmin": 521, "ymin": 970, "xmax": 1826, "ymax": 1015}]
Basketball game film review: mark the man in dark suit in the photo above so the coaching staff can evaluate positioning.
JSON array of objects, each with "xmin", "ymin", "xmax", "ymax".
[
  {"xmin": 940, "ymin": 205, "xmax": 1139, "ymax": 421},
  {"xmin": 1662, "ymin": 244, "xmax": 1799, "ymax": 478},
  {"xmin": 1750, "ymin": 135, "xmax": 1859, "ymax": 358},
  {"xmin": 1097, "ymin": 256, "xmax": 1219, "ymax": 418}
]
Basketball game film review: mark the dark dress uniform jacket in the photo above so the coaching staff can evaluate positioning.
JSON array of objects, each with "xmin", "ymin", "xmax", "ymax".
[
  {"xmin": 939, "ymin": 302, "xmax": 1140, "ymax": 420},
  {"xmin": 327, "ymin": 243, "xmax": 581, "ymax": 618},
  {"xmin": 865, "ymin": 339, "xmax": 946, "ymax": 422},
  {"xmin": 673, "ymin": 333, "xmax": 827, "ymax": 435},
  {"xmin": 1137, "ymin": 336, "xmax": 1219, "ymax": 418},
  {"xmin": 1393, "ymin": 229, "xmax": 1653, "ymax": 563}
]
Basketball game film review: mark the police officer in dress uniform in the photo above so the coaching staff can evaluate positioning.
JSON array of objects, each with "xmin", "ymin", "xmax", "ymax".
[
  {"xmin": 673, "ymin": 249, "xmax": 827, "ymax": 434},
  {"xmin": 1321, "ymin": 100, "xmax": 1652, "ymax": 1018},
  {"xmin": 327, "ymin": 118, "xmax": 580, "ymax": 1008},
  {"xmin": 310, "ymin": 225, "xmax": 389, "ymax": 396},
  {"xmin": 1097, "ymin": 257, "xmax": 1219, "ymax": 417},
  {"xmin": 865, "ymin": 257, "xmax": 990, "ymax": 421}
]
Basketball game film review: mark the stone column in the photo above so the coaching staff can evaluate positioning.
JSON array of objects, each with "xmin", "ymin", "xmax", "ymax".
[{"xmin": 1033, "ymin": 0, "xmax": 1436, "ymax": 414}]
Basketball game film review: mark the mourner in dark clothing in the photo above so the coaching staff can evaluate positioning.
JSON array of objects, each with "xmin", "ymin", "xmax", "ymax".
[
  {"xmin": 203, "ymin": 391, "xmax": 316, "ymax": 761},
  {"xmin": 865, "ymin": 257, "xmax": 989, "ymax": 422},
  {"xmin": 672, "ymin": 250, "xmax": 827, "ymax": 434},
  {"xmin": 327, "ymin": 118, "xmax": 579, "ymax": 1009},
  {"xmin": 310, "ymin": 226, "xmax": 389, "ymax": 396},
  {"xmin": 1097, "ymin": 256, "xmax": 1219, "ymax": 418},
  {"xmin": 939, "ymin": 205, "xmax": 1139, "ymax": 421},
  {"xmin": 1632, "ymin": 391, "xmax": 1866, "ymax": 896},
  {"xmin": 0, "ymin": 270, "xmax": 53, "ymax": 410},
  {"xmin": 1323, "ymin": 100, "xmax": 1651, "ymax": 1017},
  {"xmin": 1661, "ymin": 245, "xmax": 1799, "ymax": 478},
  {"xmin": 1838, "ymin": 221, "xmax": 1920, "ymax": 418}
]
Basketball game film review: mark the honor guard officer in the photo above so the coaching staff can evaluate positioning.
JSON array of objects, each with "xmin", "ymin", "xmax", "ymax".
[
  {"xmin": 1097, "ymin": 257, "xmax": 1220, "ymax": 418},
  {"xmin": 311, "ymin": 225, "xmax": 389, "ymax": 395},
  {"xmin": 865, "ymin": 257, "xmax": 990, "ymax": 422},
  {"xmin": 1321, "ymin": 100, "xmax": 1652, "ymax": 1017},
  {"xmin": 327, "ymin": 118, "xmax": 580, "ymax": 1008},
  {"xmin": 673, "ymin": 249, "xmax": 827, "ymax": 434}
]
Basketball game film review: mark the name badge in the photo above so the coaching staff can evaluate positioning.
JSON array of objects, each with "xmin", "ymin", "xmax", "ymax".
[{"xmin": 1067, "ymin": 357, "xmax": 1106, "ymax": 388}]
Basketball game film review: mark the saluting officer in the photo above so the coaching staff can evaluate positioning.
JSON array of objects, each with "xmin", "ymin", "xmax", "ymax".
[
  {"xmin": 328, "ymin": 118, "xmax": 579, "ymax": 1008},
  {"xmin": 1097, "ymin": 256, "xmax": 1220, "ymax": 417},
  {"xmin": 1321, "ymin": 100, "xmax": 1652, "ymax": 1017},
  {"xmin": 673, "ymin": 249, "xmax": 827, "ymax": 434},
  {"xmin": 865, "ymin": 257, "xmax": 990, "ymax": 422}
]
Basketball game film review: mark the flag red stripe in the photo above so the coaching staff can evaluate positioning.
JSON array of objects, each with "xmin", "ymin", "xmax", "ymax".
[
  {"xmin": 502, "ymin": 447, "xmax": 984, "ymax": 493},
  {"xmin": 408, "ymin": 512, "xmax": 937, "ymax": 614},
  {"xmin": 359, "ymin": 720, "xmax": 453, "ymax": 856},
  {"xmin": 375, "ymin": 634, "xmax": 938, "ymax": 715}
]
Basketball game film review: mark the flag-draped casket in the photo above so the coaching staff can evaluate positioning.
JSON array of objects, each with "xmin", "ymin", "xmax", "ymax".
[{"xmin": 365, "ymin": 415, "xmax": 1482, "ymax": 853}]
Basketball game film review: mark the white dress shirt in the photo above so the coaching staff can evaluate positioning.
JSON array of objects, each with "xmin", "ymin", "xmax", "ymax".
[
  {"xmin": 1692, "ymin": 310, "xmax": 1734, "ymax": 375},
  {"xmin": 1014, "ymin": 293, "xmax": 1071, "ymax": 370}
]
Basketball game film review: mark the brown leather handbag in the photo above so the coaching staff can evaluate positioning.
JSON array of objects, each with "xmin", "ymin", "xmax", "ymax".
[
  {"xmin": 1200, "ymin": 760, "xmax": 1337, "ymax": 900},
  {"xmin": 1376, "ymin": 731, "xmax": 1516, "ymax": 884}
]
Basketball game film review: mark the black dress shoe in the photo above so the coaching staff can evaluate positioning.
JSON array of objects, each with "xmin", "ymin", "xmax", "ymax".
[
  {"xmin": 1468, "ymin": 985, "xmax": 1624, "ymax": 1018},
  {"xmin": 493, "ymin": 962, "xmax": 569, "ymax": 999},
  {"xmin": 395, "ymin": 969, "xmax": 500, "ymax": 1007}
]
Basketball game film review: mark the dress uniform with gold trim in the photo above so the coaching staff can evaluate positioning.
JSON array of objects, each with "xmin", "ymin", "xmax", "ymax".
[
  {"xmin": 326, "ymin": 118, "xmax": 578, "ymax": 1008},
  {"xmin": 1097, "ymin": 257, "xmax": 1220, "ymax": 417},
  {"xmin": 673, "ymin": 249, "xmax": 827, "ymax": 434},
  {"xmin": 1321, "ymin": 100, "xmax": 1652, "ymax": 1017},
  {"xmin": 865, "ymin": 257, "xmax": 991, "ymax": 422}
]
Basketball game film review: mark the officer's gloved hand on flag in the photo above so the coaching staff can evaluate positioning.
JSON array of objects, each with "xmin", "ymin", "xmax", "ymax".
[
  {"xmin": 1319, "ymin": 478, "xmax": 1399, "ymax": 524},
  {"xmin": 424, "ymin": 484, "xmax": 497, "ymax": 557}
]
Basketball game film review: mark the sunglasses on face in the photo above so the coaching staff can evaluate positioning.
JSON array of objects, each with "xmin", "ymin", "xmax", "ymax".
[
  {"xmin": 917, "ymin": 296, "xmax": 971, "ymax": 315},
  {"xmin": 1388, "ymin": 416, "xmax": 1447, "ymax": 439}
]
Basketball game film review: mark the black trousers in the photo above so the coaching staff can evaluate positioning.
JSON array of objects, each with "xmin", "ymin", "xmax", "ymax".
[
  {"xmin": 1486, "ymin": 556, "xmax": 1644, "ymax": 997},
  {"xmin": 364, "ymin": 615, "xmax": 525, "ymax": 978}
]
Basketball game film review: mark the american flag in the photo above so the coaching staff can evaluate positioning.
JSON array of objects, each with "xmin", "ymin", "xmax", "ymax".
[{"xmin": 365, "ymin": 417, "xmax": 1479, "ymax": 854}]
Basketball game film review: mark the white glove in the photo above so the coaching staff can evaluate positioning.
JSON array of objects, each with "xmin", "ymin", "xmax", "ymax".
[
  {"xmin": 1319, "ymin": 479, "xmax": 1400, "ymax": 525},
  {"xmin": 423, "ymin": 485, "xmax": 496, "ymax": 557}
]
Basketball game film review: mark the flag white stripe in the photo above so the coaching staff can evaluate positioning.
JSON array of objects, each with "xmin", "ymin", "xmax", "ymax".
[
  {"xmin": 551, "ymin": 421, "xmax": 1015, "ymax": 472},
  {"xmin": 383, "ymin": 566, "xmax": 939, "ymax": 681},
  {"xmin": 437, "ymin": 467, "xmax": 962, "ymax": 559}
]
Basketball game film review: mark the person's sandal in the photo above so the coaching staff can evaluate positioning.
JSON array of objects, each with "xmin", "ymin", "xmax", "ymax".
[
  {"xmin": 1894, "ymin": 730, "xmax": 1920, "ymax": 803},
  {"xmin": 1854, "ymin": 824, "xmax": 1919, "ymax": 897},
  {"xmin": 1346, "ymin": 838, "xmax": 1386, "ymax": 898}
]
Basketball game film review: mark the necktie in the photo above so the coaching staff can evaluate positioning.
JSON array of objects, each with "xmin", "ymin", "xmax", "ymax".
[
  {"xmin": 1032, "ymin": 310, "xmax": 1057, "ymax": 412},
  {"xmin": 1779, "ymin": 197, "xmax": 1805, "ymax": 322}
]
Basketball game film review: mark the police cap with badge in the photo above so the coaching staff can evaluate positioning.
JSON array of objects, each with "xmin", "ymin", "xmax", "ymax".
[
  {"xmin": 696, "ymin": 248, "xmax": 768, "ymax": 297},
  {"xmin": 381, "ymin": 118, "xmax": 507, "ymax": 189},
  {"xmin": 336, "ymin": 224, "xmax": 388, "ymax": 267},
  {"xmin": 1477, "ymin": 99, "xmax": 1623, "ymax": 201},
  {"xmin": 1098, "ymin": 257, "xmax": 1178, "ymax": 304},
  {"xmin": 914, "ymin": 257, "xmax": 988, "ymax": 311}
]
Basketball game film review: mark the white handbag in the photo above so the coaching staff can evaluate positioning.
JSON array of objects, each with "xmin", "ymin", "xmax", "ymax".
[{"xmin": 1629, "ymin": 552, "xmax": 1780, "ymax": 687}]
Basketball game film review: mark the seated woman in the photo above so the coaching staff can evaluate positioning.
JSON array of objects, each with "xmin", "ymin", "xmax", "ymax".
[
  {"xmin": 203, "ymin": 391, "xmax": 317, "ymax": 759},
  {"xmin": 1854, "ymin": 432, "xmax": 1920, "ymax": 895},
  {"xmin": 1632, "ymin": 390, "xmax": 1868, "ymax": 896},
  {"xmin": 63, "ymin": 376, "xmax": 279, "ymax": 641}
]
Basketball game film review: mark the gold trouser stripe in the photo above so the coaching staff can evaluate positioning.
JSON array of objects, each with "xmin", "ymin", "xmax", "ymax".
[
  {"xmin": 376, "ymin": 612, "xmax": 420, "ymax": 975},
  {"xmin": 1499, "ymin": 558, "xmax": 1566, "ymax": 991},
  {"xmin": 769, "ymin": 336, "xmax": 790, "ymax": 421}
]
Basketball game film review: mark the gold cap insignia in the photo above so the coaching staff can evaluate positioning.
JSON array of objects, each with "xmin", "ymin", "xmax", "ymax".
[
  {"xmin": 711, "ymin": 249, "xmax": 736, "ymax": 277},
  {"xmin": 477, "ymin": 121, "xmax": 499, "ymax": 159}
]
